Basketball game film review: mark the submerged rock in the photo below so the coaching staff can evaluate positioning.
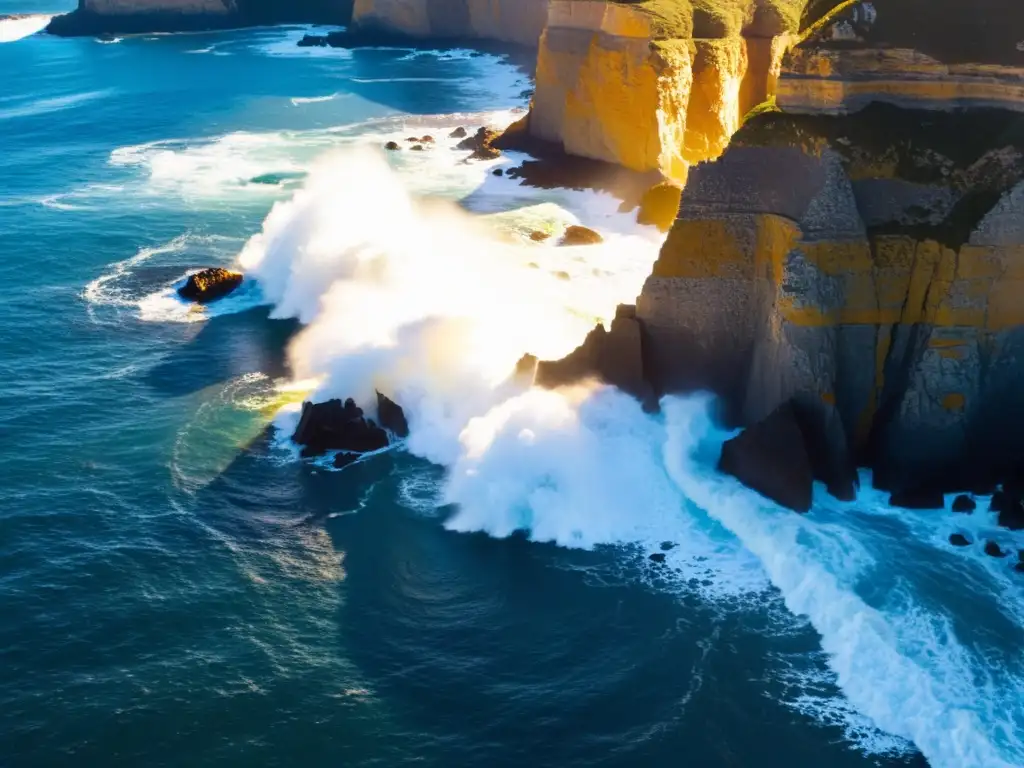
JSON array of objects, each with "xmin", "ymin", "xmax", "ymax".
[
  {"xmin": 410, "ymin": 144, "xmax": 425, "ymax": 152},
  {"xmin": 718, "ymin": 401, "xmax": 814, "ymax": 513},
  {"xmin": 984, "ymin": 540, "xmax": 1008, "ymax": 558},
  {"xmin": 178, "ymin": 267, "xmax": 242, "ymax": 303},
  {"xmin": 952, "ymin": 495, "xmax": 976, "ymax": 513},
  {"xmin": 376, "ymin": 392, "xmax": 409, "ymax": 438},
  {"xmin": 558, "ymin": 225, "xmax": 603, "ymax": 246},
  {"xmin": 949, "ymin": 533, "xmax": 972, "ymax": 547},
  {"xmin": 291, "ymin": 398, "xmax": 389, "ymax": 458},
  {"xmin": 648, "ymin": 553, "xmax": 666, "ymax": 564}
]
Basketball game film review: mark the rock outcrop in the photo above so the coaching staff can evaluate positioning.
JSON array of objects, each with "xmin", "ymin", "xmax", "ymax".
[
  {"xmin": 48, "ymin": 0, "xmax": 352, "ymax": 35},
  {"xmin": 635, "ymin": 1, "xmax": 1024, "ymax": 500},
  {"xmin": 178, "ymin": 267, "xmax": 243, "ymax": 303},
  {"xmin": 292, "ymin": 398, "xmax": 389, "ymax": 458}
]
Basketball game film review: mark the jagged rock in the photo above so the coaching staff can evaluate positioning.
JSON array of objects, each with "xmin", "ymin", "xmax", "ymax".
[
  {"xmin": 410, "ymin": 144, "xmax": 425, "ymax": 152},
  {"xmin": 719, "ymin": 401, "xmax": 815, "ymax": 513},
  {"xmin": 529, "ymin": 231, "xmax": 550, "ymax": 242},
  {"xmin": 535, "ymin": 304, "xmax": 654, "ymax": 406},
  {"xmin": 376, "ymin": 392, "xmax": 409, "ymax": 438},
  {"xmin": 949, "ymin": 533, "xmax": 971, "ymax": 547},
  {"xmin": 636, "ymin": 182, "xmax": 683, "ymax": 231},
  {"xmin": 291, "ymin": 398, "xmax": 389, "ymax": 458},
  {"xmin": 952, "ymin": 495, "xmax": 976, "ymax": 513},
  {"xmin": 558, "ymin": 225, "xmax": 603, "ymax": 246},
  {"xmin": 984, "ymin": 540, "xmax": 1008, "ymax": 558},
  {"xmin": 457, "ymin": 127, "xmax": 502, "ymax": 161},
  {"xmin": 297, "ymin": 35, "xmax": 328, "ymax": 47},
  {"xmin": 384, "ymin": 141, "xmax": 400, "ymax": 151},
  {"xmin": 470, "ymin": 145, "xmax": 501, "ymax": 161},
  {"xmin": 890, "ymin": 489, "xmax": 945, "ymax": 511},
  {"xmin": 178, "ymin": 268, "xmax": 242, "ymax": 303},
  {"xmin": 492, "ymin": 168, "xmax": 504, "ymax": 177},
  {"xmin": 449, "ymin": 127, "xmax": 468, "ymax": 139},
  {"xmin": 992, "ymin": 490, "xmax": 1024, "ymax": 530},
  {"xmin": 649, "ymin": 553, "xmax": 666, "ymax": 564}
]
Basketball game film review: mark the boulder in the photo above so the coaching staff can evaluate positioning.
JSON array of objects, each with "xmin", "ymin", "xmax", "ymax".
[
  {"xmin": 419, "ymin": 135, "xmax": 435, "ymax": 144},
  {"xmin": 376, "ymin": 392, "xmax": 409, "ymax": 438},
  {"xmin": 384, "ymin": 141, "xmax": 400, "ymax": 151},
  {"xmin": 648, "ymin": 553, "xmax": 666, "ymax": 564},
  {"xmin": 535, "ymin": 305, "xmax": 654, "ymax": 406},
  {"xmin": 492, "ymin": 168, "xmax": 504, "ymax": 177},
  {"xmin": 178, "ymin": 267, "xmax": 243, "ymax": 303},
  {"xmin": 405, "ymin": 137, "xmax": 419, "ymax": 143},
  {"xmin": 992, "ymin": 490, "xmax": 1024, "ymax": 530},
  {"xmin": 291, "ymin": 398, "xmax": 389, "ymax": 458},
  {"xmin": 949, "ymin": 533, "xmax": 971, "ymax": 547},
  {"xmin": 636, "ymin": 182, "xmax": 683, "ymax": 231},
  {"xmin": 951, "ymin": 494, "xmax": 976, "ymax": 513},
  {"xmin": 529, "ymin": 230, "xmax": 550, "ymax": 242},
  {"xmin": 449, "ymin": 127, "xmax": 468, "ymax": 139},
  {"xmin": 718, "ymin": 401, "xmax": 814, "ymax": 513},
  {"xmin": 984, "ymin": 540, "xmax": 1008, "ymax": 558},
  {"xmin": 558, "ymin": 225, "xmax": 604, "ymax": 246},
  {"xmin": 411, "ymin": 144, "xmax": 425, "ymax": 152},
  {"xmin": 890, "ymin": 489, "xmax": 945, "ymax": 510}
]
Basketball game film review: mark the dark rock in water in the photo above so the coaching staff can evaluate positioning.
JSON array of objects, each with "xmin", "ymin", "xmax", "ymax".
[
  {"xmin": 529, "ymin": 230, "xmax": 551, "ymax": 242},
  {"xmin": 297, "ymin": 34, "xmax": 328, "ymax": 47},
  {"xmin": 449, "ymin": 127, "xmax": 468, "ymax": 139},
  {"xmin": 660, "ymin": 541, "xmax": 676, "ymax": 551},
  {"xmin": 984, "ymin": 540, "xmax": 1008, "ymax": 558},
  {"xmin": 384, "ymin": 141, "xmax": 401, "ymax": 151},
  {"xmin": 419, "ymin": 135, "xmax": 435, "ymax": 144},
  {"xmin": 951, "ymin": 495, "xmax": 976, "ymax": 513},
  {"xmin": 648, "ymin": 553, "xmax": 666, "ymax": 564},
  {"xmin": 292, "ymin": 398, "xmax": 389, "ymax": 457},
  {"xmin": 890, "ymin": 488, "xmax": 945, "ymax": 510},
  {"xmin": 535, "ymin": 304, "xmax": 654, "ymax": 407},
  {"xmin": 559, "ymin": 225, "xmax": 604, "ymax": 246},
  {"xmin": 457, "ymin": 127, "xmax": 502, "ymax": 161},
  {"xmin": 788, "ymin": 395, "xmax": 858, "ymax": 502},
  {"xmin": 992, "ymin": 490, "xmax": 1024, "ymax": 530},
  {"xmin": 1016, "ymin": 551, "xmax": 1024, "ymax": 573},
  {"xmin": 410, "ymin": 144, "xmax": 425, "ymax": 152},
  {"xmin": 333, "ymin": 453, "xmax": 360, "ymax": 469},
  {"xmin": 178, "ymin": 267, "xmax": 242, "ymax": 303},
  {"xmin": 405, "ymin": 137, "xmax": 419, "ymax": 143},
  {"xmin": 492, "ymin": 168, "xmax": 504, "ymax": 177},
  {"xmin": 719, "ymin": 401, "xmax": 813, "ymax": 513},
  {"xmin": 949, "ymin": 533, "xmax": 972, "ymax": 547},
  {"xmin": 513, "ymin": 354, "xmax": 538, "ymax": 382},
  {"xmin": 376, "ymin": 392, "xmax": 409, "ymax": 438}
]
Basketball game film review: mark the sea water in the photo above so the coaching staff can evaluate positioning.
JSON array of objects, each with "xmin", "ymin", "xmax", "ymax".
[{"xmin": 2, "ymin": 6, "xmax": 1022, "ymax": 767}]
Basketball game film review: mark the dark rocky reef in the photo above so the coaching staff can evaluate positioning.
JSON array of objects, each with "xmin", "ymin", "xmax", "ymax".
[
  {"xmin": 48, "ymin": 0, "xmax": 352, "ymax": 37},
  {"xmin": 178, "ymin": 267, "xmax": 243, "ymax": 303},
  {"xmin": 292, "ymin": 398, "xmax": 388, "ymax": 458}
]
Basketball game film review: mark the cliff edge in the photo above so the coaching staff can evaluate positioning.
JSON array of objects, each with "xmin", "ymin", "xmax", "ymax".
[{"xmin": 635, "ymin": 0, "xmax": 1024, "ymax": 497}]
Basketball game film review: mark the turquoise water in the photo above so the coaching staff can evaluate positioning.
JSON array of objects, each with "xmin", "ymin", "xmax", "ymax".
[{"xmin": 2, "ymin": 8, "xmax": 1023, "ymax": 768}]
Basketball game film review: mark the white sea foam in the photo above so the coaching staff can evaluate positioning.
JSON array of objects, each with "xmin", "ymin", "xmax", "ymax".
[
  {"xmin": 290, "ymin": 93, "xmax": 343, "ymax": 105},
  {"xmin": 0, "ymin": 14, "xmax": 51, "ymax": 43}
]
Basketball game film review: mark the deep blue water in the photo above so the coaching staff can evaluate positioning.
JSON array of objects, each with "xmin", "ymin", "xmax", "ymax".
[{"xmin": 2, "ymin": 7, "xmax": 1023, "ymax": 768}]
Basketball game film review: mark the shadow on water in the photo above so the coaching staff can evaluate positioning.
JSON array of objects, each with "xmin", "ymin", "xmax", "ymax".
[{"xmin": 142, "ymin": 306, "xmax": 300, "ymax": 398}]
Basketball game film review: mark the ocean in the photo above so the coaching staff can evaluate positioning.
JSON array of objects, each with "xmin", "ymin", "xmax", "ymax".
[{"xmin": 1, "ymin": 5, "xmax": 1022, "ymax": 767}]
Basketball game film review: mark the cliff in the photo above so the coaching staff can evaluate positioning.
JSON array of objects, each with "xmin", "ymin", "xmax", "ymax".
[
  {"xmin": 47, "ymin": 0, "xmax": 353, "ymax": 36},
  {"xmin": 508, "ymin": 1, "xmax": 801, "ymax": 182},
  {"xmin": 634, "ymin": 0, "xmax": 1024, "ymax": 496},
  {"xmin": 350, "ymin": 0, "xmax": 549, "ymax": 48}
]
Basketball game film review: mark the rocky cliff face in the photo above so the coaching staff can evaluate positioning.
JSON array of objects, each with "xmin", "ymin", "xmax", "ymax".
[
  {"xmin": 518, "ymin": 1, "xmax": 796, "ymax": 181},
  {"xmin": 350, "ymin": 0, "xmax": 549, "ymax": 47},
  {"xmin": 48, "ymin": 0, "xmax": 352, "ymax": 35},
  {"xmin": 636, "ymin": 0, "xmax": 1024, "ymax": 494}
]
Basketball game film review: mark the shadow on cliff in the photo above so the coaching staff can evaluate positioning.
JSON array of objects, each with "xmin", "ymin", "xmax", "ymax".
[{"xmin": 142, "ymin": 306, "xmax": 299, "ymax": 398}]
